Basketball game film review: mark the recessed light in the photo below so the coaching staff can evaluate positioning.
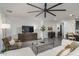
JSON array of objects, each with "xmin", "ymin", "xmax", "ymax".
[
  {"xmin": 69, "ymin": 14, "xmax": 74, "ymax": 16},
  {"xmin": 69, "ymin": 14, "xmax": 72, "ymax": 16}
]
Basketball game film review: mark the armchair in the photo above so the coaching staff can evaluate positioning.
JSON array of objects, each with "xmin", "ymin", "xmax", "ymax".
[
  {"xmin": 66, "ymin": 32, "xmax": 76, "ymax": 41},
  {"xmin": 2, "ymin": 37, "xmax": 20, "ymax": 51}
]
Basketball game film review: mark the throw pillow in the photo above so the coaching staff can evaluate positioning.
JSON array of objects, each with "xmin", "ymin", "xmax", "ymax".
[{"xmin": 9, "ymin": 39, "xmax": 15, "ymax": 45}]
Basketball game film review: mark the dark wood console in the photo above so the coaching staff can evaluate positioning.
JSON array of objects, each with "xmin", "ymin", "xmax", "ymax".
[{"xmin": 18, "ymin": 33, "xmax": 37, "ymax": 42}]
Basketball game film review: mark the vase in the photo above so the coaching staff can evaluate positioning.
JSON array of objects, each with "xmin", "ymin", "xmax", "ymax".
[{"xmin": 41, "ymin": 31, "xmax": 45, "ymax": 43}]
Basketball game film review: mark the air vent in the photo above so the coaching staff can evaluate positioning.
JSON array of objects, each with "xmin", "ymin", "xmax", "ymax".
[{"xmin": 6, "ymin": 9, "xmax": 13, "ymax": 13}]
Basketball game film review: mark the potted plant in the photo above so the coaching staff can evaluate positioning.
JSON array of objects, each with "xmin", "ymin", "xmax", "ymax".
[{"xmin": 40, "ymin": 25, "xmax": 46, "ymax": 43}]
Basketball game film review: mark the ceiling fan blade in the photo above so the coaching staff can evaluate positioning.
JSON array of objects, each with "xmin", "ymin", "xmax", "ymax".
[
  {"xmin": 44, "ymin": 3, "xmax": 47, "ymax": 18},
  {"xmin": 27, "ymin": 3, "xmax": 43, "ymax": 10},
  {"xmin": 47, "ymin": 11, "xmax": 56, "ymax": 16},
  {"xmin": 49, "ymin": 9, "xmax": 66, "ymax": 11},
  {"xmin": 27, "ymin": 10, "xmax": 41, "ymax": 13},
  {"xmin": 35, "ymin": 12, "xmax": 43, "ymax": 17},
  {"xmin": 48, "ymin": 3, "xmax": 63, "ymax": 10}
]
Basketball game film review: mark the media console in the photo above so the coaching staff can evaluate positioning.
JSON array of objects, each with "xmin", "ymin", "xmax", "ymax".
[{"xmin": 18, "ymin": 33, "xmax": 37, "ymax": 42}]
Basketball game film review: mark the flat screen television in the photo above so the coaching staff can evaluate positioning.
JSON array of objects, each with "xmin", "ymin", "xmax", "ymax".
[
  {"xmin": 22, "ymin": 26, "xmax": 34, "ymax": 33},
  {"xmin": 76, "ymin": 21, "xmax": 79, "ymax": 30}
]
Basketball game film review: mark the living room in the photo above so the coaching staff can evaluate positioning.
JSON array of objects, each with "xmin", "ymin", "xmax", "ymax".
[{"xmin": 0, "ymin": 3, "xmax": 79, "ymax": 56}]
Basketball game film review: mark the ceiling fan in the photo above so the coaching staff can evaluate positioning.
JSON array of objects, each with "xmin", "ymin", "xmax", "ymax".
[{"xmin": 27, "ymin": 3, "xmax": 66, "ymax": 18}]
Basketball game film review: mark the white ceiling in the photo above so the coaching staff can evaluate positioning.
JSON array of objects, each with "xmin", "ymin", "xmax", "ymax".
[{"xmin": 0, "ymin": 3, "xmax": 79, "ymax": 22}]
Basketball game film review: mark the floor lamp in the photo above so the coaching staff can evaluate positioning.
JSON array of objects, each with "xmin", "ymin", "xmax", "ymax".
[{"xmin": 1, "ymin": 24, "xmax": 11, "ymax": 38}]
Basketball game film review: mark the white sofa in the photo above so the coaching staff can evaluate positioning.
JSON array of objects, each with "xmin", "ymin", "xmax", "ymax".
[
  {"xmin": 0, "ymin": 39, "xmax": 79, "ymax": 56},
  {"xmin": 38, "ymin": 39, "xmax": 79, "ymax": 56},
  {"xmin": 37, "ymin": 46, "xmax": 65, "ymax": 56},
  {"xmin": 0, "ymin": 47, "xmax": 35, "ymax": 56}
]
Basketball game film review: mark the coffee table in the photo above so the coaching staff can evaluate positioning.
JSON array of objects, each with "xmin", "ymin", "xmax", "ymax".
[{"xmin": 32, "ymin": 39, "xmax": 54, "ymax": 55}]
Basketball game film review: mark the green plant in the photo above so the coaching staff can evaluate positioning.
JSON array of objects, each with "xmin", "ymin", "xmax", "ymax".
[{"xmin": 40, "ymin": 25, "xmax": 46, "ymax": 32}]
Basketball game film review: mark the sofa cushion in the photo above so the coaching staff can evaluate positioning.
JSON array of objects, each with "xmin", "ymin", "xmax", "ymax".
[
  {"xmin": 9, "ymin": 39, "xmax": 15, "ymax": 45},
  {"xmin": 57, "ymin": 48, "xmax": 71, "ymax": 56},
  {"xmin": 62, "ymin": 39, "xmax": 73, "ymax": 47},
  {"xmin": 37, "ymin": 46, "xmax": 65, "ymax": 56},
  {"xmin": 3, "ymin": 47, "xmax": 35, "ymax": 56}
]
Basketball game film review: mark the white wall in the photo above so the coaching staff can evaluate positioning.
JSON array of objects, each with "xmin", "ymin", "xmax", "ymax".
[
  {"xmin": 0, "ymin": 13, "xmax": 3, "ymax": 53},
  {"xmin": 6, "ymin": 16, "xmax": 56, "ymax": 39},
  {"xmin": 0, "ymin": 9, "xmax": 12, "ymax": 52},
  {"xmin": 0, "ymin": 10, "xmax": 4, "ymax": 53},
  {"xmin": 52, "ymin": 19, "xmax": 76, "ymax": 38},
  {"xmin": 63, "ymin": 20, "xmax": 75, "ymax": 38}
]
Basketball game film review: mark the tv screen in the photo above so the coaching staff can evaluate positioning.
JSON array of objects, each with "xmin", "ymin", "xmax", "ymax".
[
  {"xmin": 76, "ymin": 21, "xmax": 79, "ymax": 30},
  {"xmin": 22, "ymin": 26, "xmax": 34, "ymax": 33}
]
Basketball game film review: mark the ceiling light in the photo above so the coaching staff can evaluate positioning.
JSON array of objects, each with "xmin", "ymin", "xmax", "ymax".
[
  {"xmin": 69, "ymin": 14, "xmax": 73, "ymax": 16},
  {"xmin": 69, "ymin": 14, "xmax": 75, "ymax": 17}
]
